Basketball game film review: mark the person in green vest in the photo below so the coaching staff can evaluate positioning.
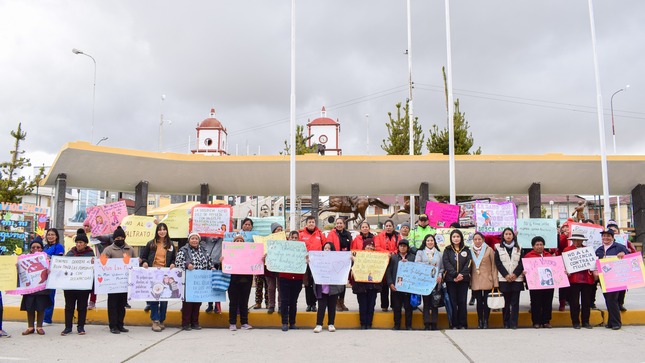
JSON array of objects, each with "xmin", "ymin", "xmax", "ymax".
[{"xmin": 408, "ymin": 214, "xmax": 436, "ymax": 254}]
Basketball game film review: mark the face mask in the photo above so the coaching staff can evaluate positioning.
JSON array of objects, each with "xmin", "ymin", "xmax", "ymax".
[{"xmin": 114, "ymin": 239, "xmax": 125, "ymax": 247}]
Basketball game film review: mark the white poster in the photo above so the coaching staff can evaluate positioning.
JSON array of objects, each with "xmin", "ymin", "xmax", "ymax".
[
  {"xmin": 308, "ymin": 251, "xmax": 352, "ymax": 285},
  {"xmin": 47, "ymin": 256, "xmax": 94, "ymax": 290},
  {"xmin": 94, "ymin": 258, "xmax": 139, "ymax": 294},
  {"xmin": 562, "ymin": 246, "xmax": 597, "ymax": 274}
]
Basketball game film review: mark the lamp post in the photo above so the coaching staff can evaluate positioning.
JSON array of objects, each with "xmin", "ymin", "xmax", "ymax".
[
  {"xmin": 72, "ymin": 48, "xmax": 97, "ymax": 144},
  {"xmin": 158, "ymin": 95, "xmax": 172, "ymax": 152},
  {"xmin": 96, "ymin": 137, "xmax": 108, "ymax": 145},
  {"xmin": 610, "ymin": 85, "xmax": 629, "ymax": 154},
  {"xmin": 549, "ymin": 200, "xmax": 554, "ymax": 219}
]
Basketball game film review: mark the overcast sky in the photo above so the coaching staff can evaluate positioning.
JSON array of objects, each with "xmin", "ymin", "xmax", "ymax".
[{"xmin": 1, "ymin": 1, "xmax": 643, "ymax": 174}]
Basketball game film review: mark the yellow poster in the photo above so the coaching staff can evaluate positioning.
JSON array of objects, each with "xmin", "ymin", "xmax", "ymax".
[
  {"xmin": 351, "ymin": 251, "xmax": 389, "ymax": 283},
  {"xmin": 253, "ymin": 231, "xmax": 286, "ymax": 253},
  {"xmin": 162, "ymin": 208, "xmax": 191, "ymax": 239},
  {"xmin": 0, "ymin": 255, "xmax": 18, "ymax": 291},
  {"xmin": 121, "ymin": 215, "xmax": 157, "ymax": 246},
  {"xmin": 435, "ymin": 228, "xmax": 476, "ymax": 250}
]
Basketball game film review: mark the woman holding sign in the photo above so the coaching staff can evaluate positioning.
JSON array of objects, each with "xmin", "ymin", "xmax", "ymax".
[
  {"xmin": 43, "ymin": 228, "xmax": 64, "ymax": 326},
  {"xmin": 312, "ymin": 242, "xmax": 345, "ymax": 333},
  {"xmin": 442, "ymin": 230, "xmax": 472, "ymax": 329},
  {"xmin": 20, "ymin": 239, "xmax": 52, "ymax": 336},
  {"xmin": 563, "ymin": 233, "xmax": 594, "ymax": 329},
  {"xmin": 494, "ymin": 228, "xmax": 524, "ymax": 330},
  {"xmin": 415, "ymin": 234, "xmax": 444, "ymax": 330},
  {"xmin": 176, "ymin": 232, "xmax": 212, "ymax": 331},
  {"xmin": 523, "ymin": 236, "xmax": 554, "ymax": 329},
  {"xmin": 223, "ymin": 234, "xmax": 253, "ymax": 331},
  {"xmin": 279, "ymin": 231, "xmax": 305, "ymax": 332},
  {"xmin": 352, "ymin": 239, "xmax": 380, "ymax": 329},
  {"xmin": 469, "ymin": 232, "xmax": 498, "ymax": 329},
  {"xmin": 594, "ymin": 229, "xmax": 629, "ymax": 330},
  {"xmin": 61, "ymin": 233, "xmax": 95, "ymax": 336}
]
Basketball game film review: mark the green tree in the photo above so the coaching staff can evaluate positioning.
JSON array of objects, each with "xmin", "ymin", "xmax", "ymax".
[
  {"xmin": 281, "ymin": 124, "xmax": 316, "ymax": 155},
  {"xmin": 0, "ymin": 123, "xmax": 44, "ymax": 203},
  {"xmin": 381, "ymin": 101, "xmax": 425, "ymax": 155}
]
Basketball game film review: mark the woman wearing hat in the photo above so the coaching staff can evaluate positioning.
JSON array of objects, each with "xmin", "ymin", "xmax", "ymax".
[
  {"xmin": 469, "ymin": 232, "xmax": 498, "ymax": 329},
  {"xmin": 494, "ymin": 228, "xmax": 524, "ymax": 329},
  {"xmin": 20, "ymin": 239, "xmax": 52, "ymax": 336},
  {"xmin": 594, "ymin": 228, "xmax": 629, "ymax": 330},
  {"xmin": 563, "ymin": 233, "xmax": 595, "ymax": 329},
  {"xmin": 101, "ymin": 226, "xmax": 136, "ymax": 334},
  {"xmin": 442, "ymin": 229, "xmax": 472, "ymax": 329},
  {"xmin": 176, "ymin": 231, "xmax": 213, "ymax": 330},
  {"xmin": 61, "ymin": 232, "xmax": 95, "ymax": 336},
  {"xmin": 386, "ymin": 238, "xmax": 416, "ymax": 330},
  {"xmin": 606, "ymin": 221, "xmax": 635, "ymax": 312},
  {"xmin": 523, "ymin": 236, "xmax": 554, "ymax": 329}
]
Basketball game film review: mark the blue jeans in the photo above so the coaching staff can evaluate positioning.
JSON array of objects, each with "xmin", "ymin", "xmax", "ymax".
[
  {"xmin": 148, "ymin": 301, "xmax": 168, "ymax": 323},
  {"xmin": 44, "ymin": 290, "xmax": 56, "ymax": 323}
]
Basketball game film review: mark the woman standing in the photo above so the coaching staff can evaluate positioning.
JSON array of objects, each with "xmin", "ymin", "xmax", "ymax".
[
  {"xmin": 442, "ymin": 230, "xmax": 472, "ymax": 329},
  {"xmin": 325, "ymin": 217, "xmax": 352, "ymax": 311},
  {"xmin": 102, "ymin": 226, "xmax": 136, "ymax": 334},
  {"xmin": 594, "ymin": 229, "xmax": 629, "ymax": 330},
  {"xmin": 494, "ymin": 228, "xmax": 524, "ymax": 329},
  {"xmin": 352, "ymin": 239, "xmax": 380, "ymax": 329},
  {"xmin": 312, "ymin": 242, "xmax": 345, "ymax": 333},
  {"xmin": 43, "ymin": 228, "xmax": 64, "ymax": 325},
  {"xmin": 350, "ymin": 221, "xmax": 375, "ymax": 251},
  {"xmin": 279, "ymin": 231, "xmax": 305, "ymax": 331},
  {"xmin": 140, "ymin": 223, "xmax": 176, "ymax": 332},
  {"xmin": 524, "ymin": 236, "xmax": 554, "ymax": 328},
  {"xmin": 415, "ymin": 234, "xmax": 444, "ymax": 330},
  {"xmin": 223, "ymin": 234, "xmax": 254, "ymax": 331},
  {"xmin": 175, "ymin": 232, "xmax": 212, "ymax": 331},
  {"xmin": 469, "ymin": 232, "xmax": 498, "ymax": 329},
  {"xmin": 375, "ymin": 219, "xmax": 399, "ymax": 312},
  {"xmin": 564, "ymin": 233, "xmax": 594, "ymax": 329},
  {"xmin": 264, "ymin": 223, "xmax": 283, "ymax": 314},
  {"xmin": 20, "ymin": 240, "xmax": 51, "ymax": 336},
  {"xmin": 386, "ymin": 239, "xmax": 416, "ymax": 330},
  {"xmin": 61, "ymin": 233, "xmax": 95, "ymax": 336}
]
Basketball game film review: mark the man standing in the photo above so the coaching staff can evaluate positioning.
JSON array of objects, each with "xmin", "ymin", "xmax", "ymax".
[
  {"xmin": 299, "ymin": 216, "xmax": 326, "ymax": 311},
  {"xmin": 408, "ymin": 214, "xmax": 436, "ymax": 254}
]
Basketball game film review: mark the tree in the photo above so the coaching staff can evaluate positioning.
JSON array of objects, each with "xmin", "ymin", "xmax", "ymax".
[
  {"xmin": 0, "ymin": 123, "xmax": 44, "ymax": 203},
  {"xmin": 381, "ymin": 101, "xmax": 425, "ymax": 155},
  {"xmin": 281, "ymin": 124, "xmax": 317, "ymax": 155}
]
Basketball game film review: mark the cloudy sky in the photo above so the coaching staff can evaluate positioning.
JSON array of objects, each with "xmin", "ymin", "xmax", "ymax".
[{"xmin": 1, "ymin": 0, "xmax": 643, "ymax": 174}]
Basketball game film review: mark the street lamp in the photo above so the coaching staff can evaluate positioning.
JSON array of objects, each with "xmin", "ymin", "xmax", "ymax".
[
  {"xmin": 72, "ymin": 48, "xmax": 97, "ymax": 144},
  {"xmin": 158, "ymin": 95, "xmax": 172, "ymax": 151},
  {"xmin": 610, "ymin": 85, "xmax": 629, "ymax": 154},
  {"xmin": 96, "ymin": 137, "xmax": 108, "ymax": 145},
  {"xmin": 549, "ymin": 200, "xmax": 554, "ymax": 219}
]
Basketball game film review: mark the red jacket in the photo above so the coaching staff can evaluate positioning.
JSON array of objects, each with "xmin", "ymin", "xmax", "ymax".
[
  {"xmin": 556, "ymin": 234, "xmax": 570, "ymax": 256},
  {"xmin": 562, "ymin": 245, "xmax": 595, "ymax": 284},
  {"xmin": 299, "ymin": 226, "xmax": 326, "ymax": 252},
  {"xmin": 374, "ymin": 230, "xmax": 400, "ymax": 253},
  {"xmin": 484, "ymin": 234, "xmax": 501, "ymax": 249},
  {"xmin": 326, "ymin": 228, "xmax": 352, "ymax": 252},
  {"xmin": 351, "ymin": 233, "xmax": 374, "ymax": 251},
  {"xmin": 523, "ymin": 250, "xmax": 553, "ymax": 259}
]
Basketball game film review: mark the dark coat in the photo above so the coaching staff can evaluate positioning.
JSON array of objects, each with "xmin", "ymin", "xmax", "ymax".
[
  {"xmin": 386, "ymin": 251, "xmax": 416, "ymax": 286},
  {"xmin": 442, "ymin": 245, "xmax": 472, "ymax": 283}
]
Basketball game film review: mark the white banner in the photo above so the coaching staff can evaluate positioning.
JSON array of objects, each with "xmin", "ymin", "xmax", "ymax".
[
  {"xmin": 94, "ymin": 258, "xmax": 138, "ymax": 294},
  {"xmin": 308, "ymin": 251, "xmax": 352, "ymax": 285},
  {"xmin": 46, "ymin": 256, "xmax": 94, "ymax": 290},
  {"xmin": 562, "ymin": 246, "xmax": 597, "ymax": 274}
]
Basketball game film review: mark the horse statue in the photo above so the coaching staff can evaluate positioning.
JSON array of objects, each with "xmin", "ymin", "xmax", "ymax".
[
  {"xmin": 389, "ymin": 196, "xmax": 421, "ymax": 217},
  {"xmin": 319, "ymin": 196, "xmax": 390, "ymax": 224}
]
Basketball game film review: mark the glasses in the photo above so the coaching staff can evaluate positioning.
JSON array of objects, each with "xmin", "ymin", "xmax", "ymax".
[{"xmin": 31, "ymin": 246, "xmax": 43, "ymax": 250}]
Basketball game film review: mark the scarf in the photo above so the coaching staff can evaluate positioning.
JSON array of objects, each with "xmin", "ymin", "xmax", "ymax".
[
  {"xmin": 471, "ymin": 243, "xmax": 487, "ymax": 269},
  {"xmin": 503, "ymin": 241, "xmax": 515, "ymax": 249}
]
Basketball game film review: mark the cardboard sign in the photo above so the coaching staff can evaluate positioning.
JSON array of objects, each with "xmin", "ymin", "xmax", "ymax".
[
  {"xmin": 252, "ymin": 231, "xmax": 286, "ymax": 252},
  {"xmin": 250, "ymin": 217, "xmax": 284, "ymax": 236},
  {"xmin": 425, "ymin": 201, "xmax": 460, "ymax": 228},
  {"xmin": 46, "ymin": 256, "xmax": 94, "ymax": 290},
  {"xmin": 568, "ymin": 222, "xmax": 604, "ymax": 251},
  {"xmin": 434, "ymin": 228, "xmax": 475, "ymax": 250},
  {"xmin": 94, "ymin": 258, "xmax": 138, "ymax": 294},
  {"xmin": 121, "ymin": 215, "xmax": 157, "ymax": 246},
  {"xmin": 516, "ymin": 219, "xmax": 558, "ymax": 249},
  {"xmin": 351, "ymin": 251, "xmax": 389, "ymax": 283},
  {"xmin": 474, "ymin": 201, "xmax": 517, "ymax": 236},
  {"xmin": 221, "ymin": 242, "xmax": 265, "ymax": 275},
  {"xmin": 522, "ymin": 256, "xmax": 570, "ymax": 290},
  {"xmin": 308, "ymin": 251, "xmax": 352, "ymax": 285},
  {"xmin": 562, "ymin": 246, "xmax": 596, "ymax": 273},
  {"xmin": 86, "ymin": 201, "xmax": 128, "ymax": 236},
  {"xmin": 0, "ymin": 255, "xmax": 18, "ymax": 291},
  {"xmin": 184, "ymin": 269, "xmax": 227, "ymax": 303},
  {"xmin": 128, "ymin": 267, "xmax": 184, "ymax": 301},
  {"xmin": 394, "ymin": 261, "xmax": 438, "ymax": 295},
  {"xmin": 265, "ymin": 240, "xmax": 307, "ymax": 274},
  {"xmin": 190, "ymin": 204, "xmax": 233, "ymax": 237},
  {"xmin": 5, "ymin": 252, "xmax": 49, "ymax": 295},
  {"xmin": 597, "ymin": 252, "xmax": 645, "ymax": 293},
  {"xmin": 161, "ymin": 208, "xmax": 191, "ymax": 239}
]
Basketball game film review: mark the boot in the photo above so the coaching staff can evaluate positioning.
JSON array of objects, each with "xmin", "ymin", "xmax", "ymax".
[
  {"xmin": 152, "ymin": 320, "xmax": 162, "ymax": 332},
  {"xmin": 558, "ymin": 301, "xmax": 566, "ymax": 312},
  {"xmin": 483, "ymin": 309, "xmax": 490, "ymax": 329},
  {"xmin": 340, "ymin": 298, "xmax": 349, "ymax": 311},
  {"xmin": 205, "ymin": 302, "xmax": 214, "ymax": 313},
  {"xmin": 336, "ymin": 299, "xmax": 343, "ymax": 312},
  {"xmin": 430, "ymin": 323, "xmax": 437, "ymax": 331},
  {"xmin": 478, "ymin": 318, "xmax": 483, "ymax": 329}
]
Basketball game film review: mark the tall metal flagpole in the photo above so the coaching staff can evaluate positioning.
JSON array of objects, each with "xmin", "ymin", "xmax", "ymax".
[
  {"xmin": 587, "ymin": 0, "xmax": 611, "ymax": 225},
  {"xmin": 407, "ymin": 0, "xmax": 416, "ymax": 223},
  {"xmin": 289, "ymin": 0, "xmax": 297, "ymax": 231},
  {"xmin": 445, "ymin": 0, "xmax": 456, "ymax": 205}
]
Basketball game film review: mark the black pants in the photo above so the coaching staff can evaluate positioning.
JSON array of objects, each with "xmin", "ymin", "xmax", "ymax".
[
  {"xmin": 280, "ymin": 278, "xmax": 303, "ymax": 325},
  {"xmin": 391, "ymin": 290, "xmax": 412, "ymax": 329},
  {"xmin": 316, "ymin": 293, "xmax": 338, "ymax": 326},
  {"xmin": 568, "ymin": 283, "xmax": 594, "ymax": 325},
  {"xmin": 107, "ymin": 293, "xmax": 127, "ymax": 329},
  {"xmin": 421, "ymin": 294, "xmax": 439, "ymax": 325},
  {"xmin": 603, "ymin": 291, "xmax": 622, "ymax": 328},
  {"xmin": 228, "ymin": 280, "xmax": 252, "ymax": 325},
  {"xmin": 304, "ymin": 268, "xmax": 316, "ymax": 307},
  {"xmin": 380, "ymin": 281, "xmax": 390, "ymax": 309},
  {"xmin": 472, "ymin": 289, "xmax": 491, "ymax": 323},
  {"xmin": 356, "ymin": 289, "xmax": 377, "ymax": 327},
  {"xmin": 502, "ymin": 290, "xmax": 521, "ymax": 328},
  {"xmin": 64, "ymin": 290, "xmax": 90, "ymax": 330},
  {"xmin": 618, "ymin": 290, "xmax": 626, "ymax": 307},
  {"xmin": 529, "ymin": 289, "xmax": 554, "ymax": 325},
  {"xmin": 559, "ymin": 287, "xmax": 569, "ymax": 304},
  {"xmin": 446, "ymin": 282, "xmax": 469, "ymax": 328}
]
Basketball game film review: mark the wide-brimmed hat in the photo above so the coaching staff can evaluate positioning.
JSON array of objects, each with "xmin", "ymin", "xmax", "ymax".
[
  {"xmin": 599, "ymin": 229, "xmax": 615, "ymax": 237},
  {"xmin": 567, "ymin": 233, "xmax": 588, "ymax": 241}
]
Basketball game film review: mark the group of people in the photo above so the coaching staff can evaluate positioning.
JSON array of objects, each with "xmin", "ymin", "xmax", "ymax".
[{"xmin": 1, "ymin": 214, "xmax": 636, "ymax": 338}]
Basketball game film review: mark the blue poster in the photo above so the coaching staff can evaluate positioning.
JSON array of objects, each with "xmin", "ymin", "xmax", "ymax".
[
  {"xmin": 395, "ymin": 261, "xmax": 438, "ymax": 296},
  {"xmin": 223, "ymin": 231, "xmax": 256, "ymax": 242},
  {"xmin": 185, "ymin": 270, "xmax": 227, "ymax": 303}
]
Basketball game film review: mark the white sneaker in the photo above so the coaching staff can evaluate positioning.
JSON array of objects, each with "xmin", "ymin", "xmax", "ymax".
[
  {"xmin": 42, "ymin": 322, "xmax": 52, "ymax": 327},
  {"xmin": 229, "ymin": 324, "xmax": 237, "ymax": 331},
  {"xmin": 241, "ymin": 324, "xmax": 253, "ymax": 330},
  {"xmin": 328, "ymin": 325, "xmax": 336, "ymax": 332},
  {"xmin": 313, "ymin": 325, "xmax": 322, "ymax": 333}
]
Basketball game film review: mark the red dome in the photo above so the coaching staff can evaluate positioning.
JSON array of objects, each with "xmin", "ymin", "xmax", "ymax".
[
  {"xmin": 197, "ymin": 108, "xmax": 225, "ymax": 129},
  {"xmin": 308, "ymin": 117, "xmax": 339, "ymax": 126}
]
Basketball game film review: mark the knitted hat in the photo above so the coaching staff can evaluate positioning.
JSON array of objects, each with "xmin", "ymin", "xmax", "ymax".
[
  {"xmin": 113, "ymin": 226, "xmax": 126, "ymax": 240},
  {"xmin": 187, "ymin": 232, "xmax": 201, "ymax": 240},
  {"xmin": 400, "ymin": 222, "xmax": 411, "ymax": 229},
  {"xmin": 271, "ymin": 222, "xmax": 283, "ymax": 233},
  {"xmin": 75, "ymin": 233, "xmax": 89, "ymax": 244}
]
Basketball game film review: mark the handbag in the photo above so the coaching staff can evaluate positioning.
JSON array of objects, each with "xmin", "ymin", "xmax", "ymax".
[
  {"xmin": 410, "ymin": 294, "xmax": 422, "ymax": 308},
  {"xmin": 430, "ymin": 285, "xmax": 445, "ymax": 308},
  {"xmin": 487, "ymin": 287, "xmax": 505, "ymax": 309}
]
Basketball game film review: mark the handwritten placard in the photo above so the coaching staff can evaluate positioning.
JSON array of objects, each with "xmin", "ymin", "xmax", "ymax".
[
  {"xmin": 46, "ymin": 256, "xmax": 94, "ymax": 290},
  {"xmin": 86, "ymin": 201, "xmax": 128, "ymax": 236},
  {"xmin": 425, "ymin": 201, "xmax": 460, "ymax": 228},
  {"xmin": 184, "ymin": 270, "xmax": 227, "ymax": 303},
  {"xmin": 0, "ymin": 255, "xmax": 18, "ymax": 291},
  {"xmin": 128, "ymin": 267, "xmax": 184, "ymax": 301},
  {"xmin": 221, "ymin": 242, "xmax": 265, "ymax": 275},
  {"xmin": 435, "ymin": 228, "xmax": 475, "ymax": 250},
  {"xmin": 223, "ymin": 231, "xmax": 256, "ymax": 242},
  {"xmin": 562, "ymin": 246, "xmax": 597, "ymax": 274},
  {"xmin": 94, "ymin": 258, "xmax": 138, "ymax": 294},
  {"xmin": 516, "ymin": 219, "xmax": 558, "ymax": 249},
  {"xmin": 162, "ymin": 208, "xmax": 191, "ymax": 239},
  {"xmin": 5, "ymin": 252, "xmax": 49, "ymax": 295},
  {"xmin": 190, "ymin": 204, "xmax": 232, "ymax": 237},
  {"xmin": 265, "ymin": 240, "xmax": 307, "ymax": 274},
  {"xmin": 522, "ymin": 256, "xmax": 570, "ymax": 290},
  {"xmin": 308, "ymin": 251, "xmax": 352, "ymax": 285},
  {"xmin": 394, "ymin": 261, "xmax": 438, "ymax": 295},
  {"xmin": 597, "ymin": 252, "xmax": 645, "ymax": 293},
  {"xmin": 252, "ymin": 231, "xmax": 286, "ymax": 252},
  {"xmin": 351, "ymin": 251, "xmax": 389, "ymax": 283},
  {"xmin": 121, "ymin": 215, "xmax": 157, "ymax": 246},
  {"xmin": 474, "ymin": 201, "xmax": 517, "ymax": 236},
  {"xmin": 569, "ymin": 222, "xmax": 604, "ymax": 251}
]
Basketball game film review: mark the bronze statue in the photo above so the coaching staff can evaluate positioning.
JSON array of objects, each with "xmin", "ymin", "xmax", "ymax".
[
  {"xmin": 319, "ymin": 196, "xmax": 390, "ymax": 224},
  {"xmin": 572, "ymin": 200, "xmax": 586, "ymax": 222},
  {"xmin": 389, "ymin": 196, "xmax": 421, "ymax": 217}
]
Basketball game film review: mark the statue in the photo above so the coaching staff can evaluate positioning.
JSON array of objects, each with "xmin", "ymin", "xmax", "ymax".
[
  {"xmin": 389, "ymin": 196, "xmax": 422, "ymax": 218},
  {"xmin": 319, "ymin": 196, "xmax": 390, "ymax": 224},
  {"xmin": 572, "ymin": 200, "xmax": 586, "ymax": 222}
]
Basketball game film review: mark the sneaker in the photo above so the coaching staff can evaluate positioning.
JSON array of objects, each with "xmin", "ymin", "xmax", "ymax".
[
  {"xmin": 281, "ymin": 324, "xmax": 288, "ymax": 332},
  {"xmin": 0, "ymin": 329, "xmax": 11, "ymax": 338},
  {"xmin": 313, "ymin": 325, "xmax": 323, "ymax": 333},
  {"xmin": 229, "ymin": 324, "xmax": 237, "ymax": 331},
  {"xmin": 191, "ymin": 325, "xmax": 202, "ymax": 330},
  {"xmin": 328, "ymin": 325, "xmax": 336, "ymax": 332},
  {"xmin": 60, "ymin": 329, "xmax": 72, "ymax": 336},
  {"xmin": 152, "ymin": 321, "xmax": 162, "ymax": 332},
  {"xmin": 88, "ymin": 301, "xmax": 96, "ymax": 310},
  {"xmin": 78, "ymin": 328, "xmax": 86, "ymax": 335},
  {"xmin": 159, "ymin": 323, "xmax": 165, "ymax": 330},
  {"xmin": 42, "ymin": 322, "xmax": 52, "ymax": 327},
  {"xmin": 182, "ymin": 325, "xmax": 192, "ymax": 331},
  {"xmin": 582, "ymin": 323, "xmax": 593, "ymax": 329},
  {"xmin": 241, "ymin": 324, "xmax": 253, "ymax": 330}
]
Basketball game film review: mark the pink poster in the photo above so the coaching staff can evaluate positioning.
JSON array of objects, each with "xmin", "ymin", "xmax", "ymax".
[
  {"xmin": 425, "ymin": 201, "xmax": 460, "ymax": 228},
  {"xmin": 86, "ymin": 200, "xmax": 128, "ymax": 236},
  {"xmin": 5, "ymin": 252, "xmax": 50, "ymax": 295},
  {"xmin": 522, "ymin": 256, "xmax": 570, "ymax": 290},
  {"xmin": 597, "ymin": 252, "xmax": 645, "ymax": 293},
  {"xmin": 221, "ymin": 242, "xmax": 264, "ymax": 275}
]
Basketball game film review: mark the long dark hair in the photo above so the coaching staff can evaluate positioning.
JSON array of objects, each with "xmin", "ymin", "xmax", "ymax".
[
  {"xmin": 419, "ymin": 234, "xmax": 441, "ymax": 252},
  {"xmin": 152, "ymin": 223, "xmax": 173, "ymax": 251},
  {"xmin": 449, "ymin": 229, "xmax": 465, "ymax": 251},
  {"xmin": 501, "ymin": 227, "xmax": 517, "ymax": 246},
  {"xmin": 45, "ymin": 228, "xmax": 60, "ymax": 244},
  {"xmin": 322, "ymin": 241, "xmax": 336, "ymax": 251}
]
